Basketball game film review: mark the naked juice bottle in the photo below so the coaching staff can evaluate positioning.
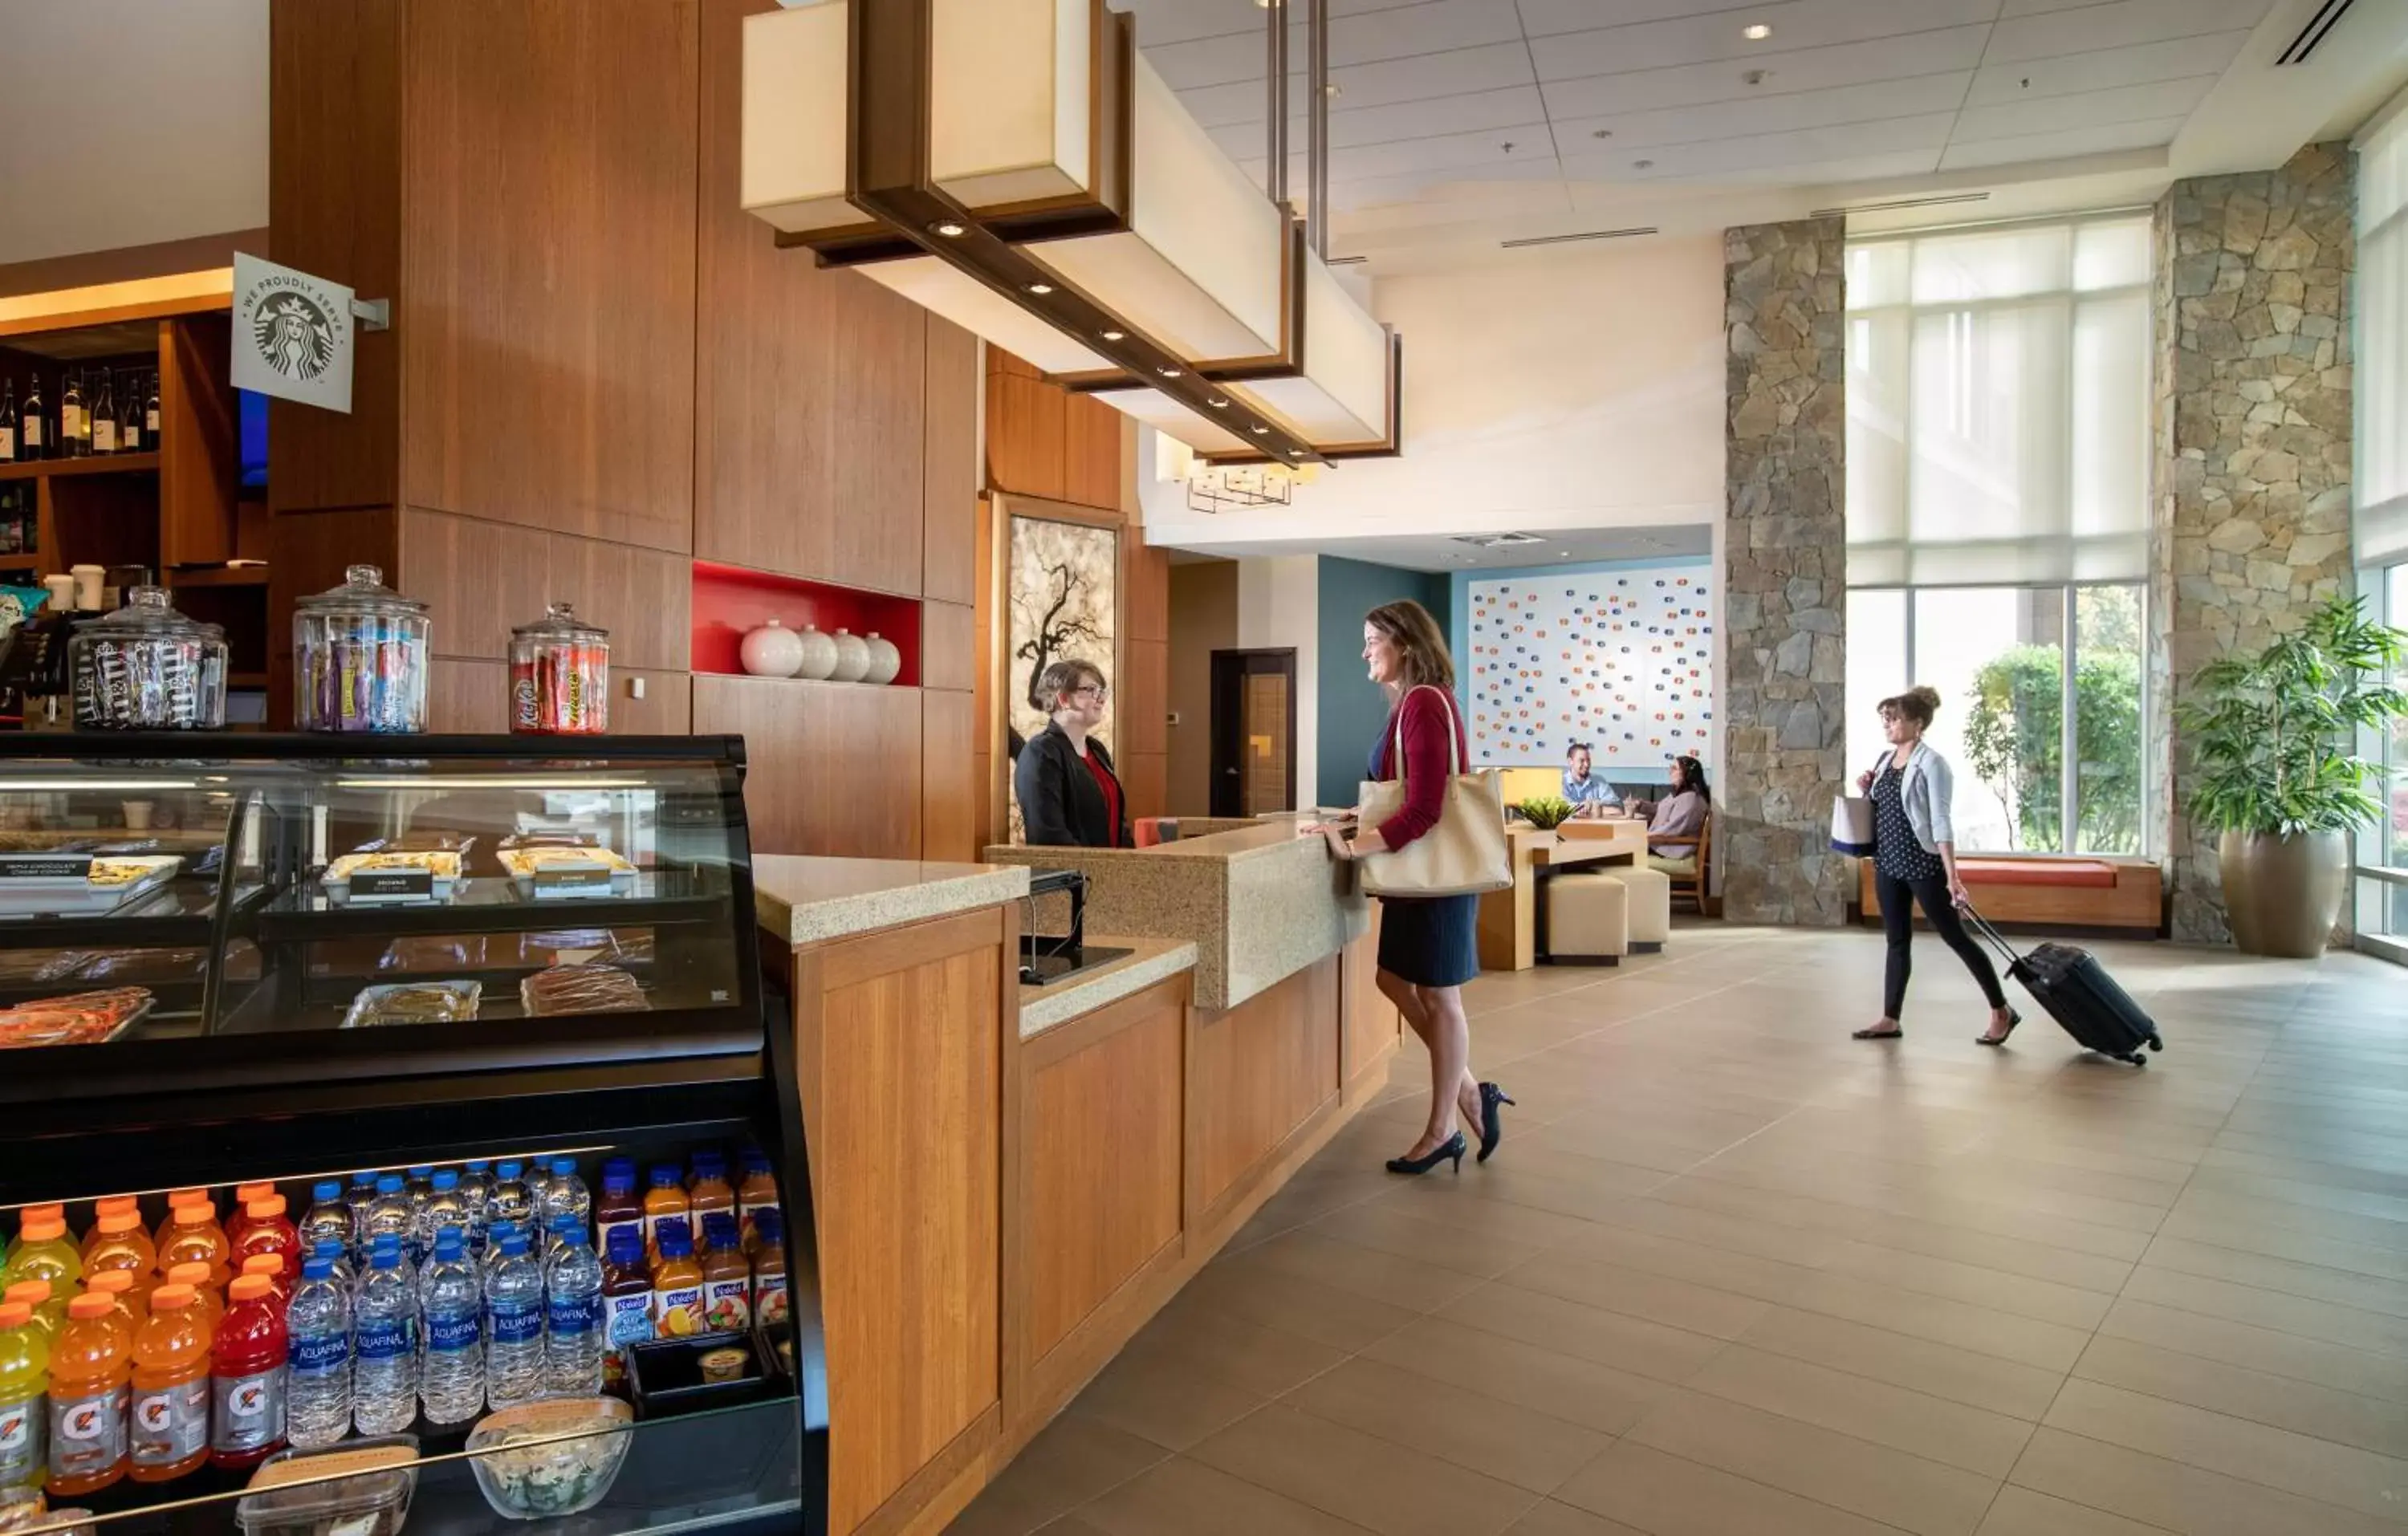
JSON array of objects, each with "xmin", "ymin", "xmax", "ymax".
[
  {"xmin": 686, "ymin": 1152, "xmax": 734, "ymax": 1239},
  {"xmin": 642, "ymin": 1167, "xmax": 688, "ymax": 1258},
  {"xmin": 594, "ymin": 1160, "xmax": 641, "ymax": 1260},
  {"xmin": 649, "ymin": 1220, "xmax": 704, "ymax": 1339},
  {"xmin": 736, "ymin": 1149, "xmax": 780, "ymax": 1253},
  {"xmin": 127, "ymin": 1283, "xmax": 209, "ymax": 1483}
]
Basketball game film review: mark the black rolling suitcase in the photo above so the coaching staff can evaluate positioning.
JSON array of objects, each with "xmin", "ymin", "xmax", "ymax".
[{"xmin": 1965, "ymin": 908, "xmax": 2164, "ymax": 1067}]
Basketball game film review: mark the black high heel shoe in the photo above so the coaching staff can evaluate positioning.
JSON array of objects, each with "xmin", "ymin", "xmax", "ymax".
[
  {"xmin": 1386, "ymin": 1132, "xmax": 1467, "ymax": 1176},
  {"xmin": 1975, "ymin": 1008, "xmax": 2023, "ymax": 1046},
  {"xmin": 1475, "ymin": 1083, "xmax": 1515, "ymax": 1163}
]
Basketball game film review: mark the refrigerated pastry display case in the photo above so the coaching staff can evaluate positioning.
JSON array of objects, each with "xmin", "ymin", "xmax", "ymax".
[{"xmin": 0, "ymin": 735, "xmax": 825, "ymax": 1536}]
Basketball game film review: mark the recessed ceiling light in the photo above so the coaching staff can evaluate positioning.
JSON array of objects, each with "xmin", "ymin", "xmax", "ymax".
[
  {"xmin": 1100, "ymin": 329, "xmax": 1125, "ymax": 341},
  {"xmin": 1251, "ymin": 425, "xmax": 1271, "ymax": 435},
  {"xmin": 1634, "ymin": 159, "xmax": 1654, "ymax": 169},
  {"xmin": 1026, "ymin": 282, "xmax": 1053, "ymax": 295},
  {"xmin": 1324, "ymin": 83, "xmax": 1342, "ymax": 98},
  {"xmin": 1207, "ymin": 396, "xmax": 1229, "ymax": 408},
  {"xmin": 1742, "ymin": 23, "xmax": 1771, "ymax": 40},
  {"xmin": 1157, "ymin": 366, "xmax": 1182, "ymax": 378},
  {"xmin": 929, "ymin": 220, "xmax": 966, "ymax": 238},
  {"xmin": 1591, "ymin": 128, "xmax": 1613, "ymax": 139}
]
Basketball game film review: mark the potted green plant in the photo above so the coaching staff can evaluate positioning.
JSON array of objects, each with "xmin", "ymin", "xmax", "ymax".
[
  {"xmin": 1513, "ymin": 795, "xmax": 1576, "ymax": 831},
  {"xmin": 2177, "ymin": 594, "xmax": 2408, "ymax": 957}
]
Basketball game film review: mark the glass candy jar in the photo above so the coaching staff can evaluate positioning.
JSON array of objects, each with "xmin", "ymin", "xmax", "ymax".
[
  {"xmin": 508, "ymin": 603, "xmax": 610, "ymax": 735},
  {"xmin": 69, "ymin": 586, "xmax": 228, "ymax": 730},
  {"xmin": 294, "ymin": 564, "xmax": 430, "ymax": 733}
]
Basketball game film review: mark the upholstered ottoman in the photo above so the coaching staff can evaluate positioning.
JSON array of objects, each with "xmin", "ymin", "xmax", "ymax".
[
  {"xmin": 1598, "ymin": 865, "xmax": 1671, "ymax": 951},
  {"xmin": 1544, "ymin": 870, "xmax": 1629, "ymax": 964}
]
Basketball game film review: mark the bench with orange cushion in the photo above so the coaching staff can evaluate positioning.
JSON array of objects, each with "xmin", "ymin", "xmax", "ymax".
[{"xmin": 1857, "ymin": 854, "xmax": 2161, "ymax": 934}]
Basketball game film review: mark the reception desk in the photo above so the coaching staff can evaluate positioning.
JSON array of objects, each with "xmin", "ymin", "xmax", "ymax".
[{"xmin": 753, "ymin": 833, "xmax": 1397, "ymax": 1536}]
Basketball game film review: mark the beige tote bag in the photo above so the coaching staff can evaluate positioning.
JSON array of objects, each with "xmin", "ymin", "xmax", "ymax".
[{"xmin": 1357, "ymin": 686, "xmax": 1513, "ymax": 898}]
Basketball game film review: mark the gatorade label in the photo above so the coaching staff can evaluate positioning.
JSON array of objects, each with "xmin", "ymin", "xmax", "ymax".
[
  {"xmin": 355, "ymin": 1315, "xmax": 411, "ymax": 1363},
  {"xmin": 132, "ymin": 1377, "xmax": 209, "ymax": 1466},
  {"xmin": 426, "ymin": 1309, "xmax": 482, "ymax": 1355},
  {"xmin": 547, "ymin": 1293, "xmax": 600, "ymax": 1339},
  {"xmin": 703, "ymin": 1277, "xmax": 751, "ymax": 1333},
  {"xmin": 653, "ymin": 1284, "xmax": 704, "ymax": 1338},
  {"xmin": 755, "ymin": 1274, "xmax": 791, "ymax": 1327},
  {"xmin": 211, "ymin": 1370, "xmax": 286, "ymax": 1453},
  {"xmin": 0, "ymin": 1390, "xmax": 45, "ymax": 1486},
  {"xmin": 50, "ymin": 1385, "xmax": 129, "ymax": 1480},
  {"xmin": 490, "ymin": 1298, "xmax": 544, "ymax": 1348}
]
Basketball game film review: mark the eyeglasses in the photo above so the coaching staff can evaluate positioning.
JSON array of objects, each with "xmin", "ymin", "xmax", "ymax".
[{"xmin": 1074, "ymin": 685, "xmax": 1110, "ymax": 702}]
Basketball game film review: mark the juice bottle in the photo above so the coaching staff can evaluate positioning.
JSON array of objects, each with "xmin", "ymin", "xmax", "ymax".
[
  {"xmin": 158, "ymin": 1204, "xmax": 230, "ymax": 1290},
  {"xmin": 154, "ymin": 1189, "xmax": 209, "ymax": 1251},
  {"xmin": 699, "ymin": 1213, "xmax": 750, "ymax": 1334},
  {"xmin": 599, "ymin": 1226, "xmax": 652, "ymax": 1393},
  {"xmin": 737, "ymin": 1149, "xmax": 780, "ymax": 1253},
  {"xmin": 5, "ymin": 1207, "xmax": 63, "ymax": 1269},
  {"xmin": 223, "ymin": 1183, "xmax": 275, "ymax": 1250},
  {"xmin": 687, "ymin": 1152, "xmax": 735, "ymax": 1240},
  {"xmin": 208, "ymin": 1274, "xmax": 287, "ymax": 1471},
  {"xmin": 83, "ymin": 1209, "xmax": 156, "ymax": 1294},
  {"xmin": 0, "ymin": 1301, "xmax": 48, "ymax": 1499},
  {"xmin": 79, "ymin": 1198, "xmax": 137, "ymax": 1259},
  {"xmin": 238, "ymin": 1254, "xmax": 291, "ymax": 1307},
  {"xmin": 46, "ymin": 1293, "xmax": 129, "ymax": 1498},
  {"xmin": 83, "ymin": 1271, "xmax": 144, "ymax": 1329},
  {"xmin": 162, "ymin": 1265, "xmax": 222, "ymax": 1339},
  {"xmin": 595, "ymin": 1160, "xmax": 641, "ymax": 1258},
  {"xmin": 642, "ymin": 1166, "xmax": 689, "ymax": 1257},
  {"xmin": 2, "ymin": 1284, "xmax": 63, "ymax": 1343},
  {"xmin": 3, "ymin": 1215, "xmax": 79, "ymax": 1295},
  {"xmin": 750, "ymin": 1209, "xmax": 789, "ymax": 1327},
  {"xmin": 648, "ymin": 1220, "xmax": 704, "ymax": 1339},
  {"xmin": 234, "ymin": 1195, "xmax": 299, "ymax": 1282},
  {"xmin": 127, "ymin": 1283, "xmax": 209, "ymax": 1483}
]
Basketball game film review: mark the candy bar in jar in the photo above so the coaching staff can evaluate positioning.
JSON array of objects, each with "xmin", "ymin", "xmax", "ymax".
[
  {"xmin": 508, "ymin": 603, "xmax": 609, "ymax": 735},
  {"xmin": 294, "ymin": 564, "xmax": 430, "ymax": 733},
  {"xmin": 68, "ymin": 586, "xmax": 228, "ymax": 731}
]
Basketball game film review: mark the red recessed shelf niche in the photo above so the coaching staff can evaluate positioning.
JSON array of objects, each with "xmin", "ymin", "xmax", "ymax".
[{"xmin": 690, "ymin": 561, "xmax": 922, "ymax": 687}]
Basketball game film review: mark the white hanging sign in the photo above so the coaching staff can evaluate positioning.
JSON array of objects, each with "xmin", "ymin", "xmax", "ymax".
[{"xmin": 230, "ymin": 252, "xmax": 356, "ymax": 413}]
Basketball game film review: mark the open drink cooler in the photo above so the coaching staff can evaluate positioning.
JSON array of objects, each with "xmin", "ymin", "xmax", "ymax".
[{"xmin": 0, "ymin": 734, "xmax": 825, "ymax": 1536}]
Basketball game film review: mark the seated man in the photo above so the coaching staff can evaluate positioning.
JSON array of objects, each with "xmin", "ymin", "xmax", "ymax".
[{"xmin": 1560, "ymin": 742, "xmax": 1621, "ymax": 817}]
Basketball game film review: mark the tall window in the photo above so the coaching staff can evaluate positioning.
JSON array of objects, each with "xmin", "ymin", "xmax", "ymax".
[
  {"xmin": 1845, "ymin": 217, "xmax": 2152, "ymax": 855},
  {"xmin": 2356, "ymin": 91, "xmax": 2408, "ymax": 956}
]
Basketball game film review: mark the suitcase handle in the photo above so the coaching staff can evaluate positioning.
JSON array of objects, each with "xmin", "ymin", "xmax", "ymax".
[{"xmin": 1959, "ymin": 901, "xmax": 2024, "ymax": 970}]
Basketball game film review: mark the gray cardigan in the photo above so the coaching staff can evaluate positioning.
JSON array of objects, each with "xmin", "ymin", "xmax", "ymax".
[{"xmin": 1871, "ymin": 741, "xmax": 1955, "ymax": 852}]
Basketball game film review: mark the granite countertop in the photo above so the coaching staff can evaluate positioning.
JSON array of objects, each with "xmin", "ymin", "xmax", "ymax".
[
  {"xmin": 1018, "ymin": 936, "xmax": 1198, "ymax": 1038},
  {"xmin": 752, "ymin": 855, "xmax": 1031, "ymax": 946}
]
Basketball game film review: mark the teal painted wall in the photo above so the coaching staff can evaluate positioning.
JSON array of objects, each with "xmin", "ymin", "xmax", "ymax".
[{"xmin": 1316, "ymin": 557, "xmax": 1452, "ymax": 807}]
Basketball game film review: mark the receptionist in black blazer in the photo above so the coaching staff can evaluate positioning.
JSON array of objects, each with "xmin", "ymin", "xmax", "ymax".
[{"xmin": 1015, "ymin": 658, "xmax": 1131, "ymax": 849}]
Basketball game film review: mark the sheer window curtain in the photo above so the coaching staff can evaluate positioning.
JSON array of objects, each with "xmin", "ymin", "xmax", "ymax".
[
  {"xmin": 2359, "ymin": 91, "xmax": 2408, "ymax": 567},
  {"xmin": 1846, "ymin": 217, "xmax": 2152, "ymax": 587}
]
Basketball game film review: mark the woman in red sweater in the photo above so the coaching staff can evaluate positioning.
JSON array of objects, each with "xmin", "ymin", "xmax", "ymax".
[{"xmin": 1311, "ymin": 599, "xmax": 1508, "ymax": 1176}]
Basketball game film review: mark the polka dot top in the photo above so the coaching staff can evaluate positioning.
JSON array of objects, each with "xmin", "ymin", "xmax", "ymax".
[{"xmin": 1871, "ymin": 760, "xmax": 1944, "ymax": 882}]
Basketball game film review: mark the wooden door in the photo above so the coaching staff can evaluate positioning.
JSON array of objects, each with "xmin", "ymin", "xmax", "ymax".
[{"xmin": 1209, "ymin": 648, "xmax": 1297, "ymax": 817}]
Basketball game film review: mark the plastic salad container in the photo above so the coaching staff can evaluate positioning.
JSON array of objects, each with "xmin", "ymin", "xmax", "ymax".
[
  {"xmin": 234, "ymin": 1436, "xmax": 421, "ymax": 1536},
  {"xmin": 466, "ymin": 1396, "xmax": 634, "ymax": 1520}
]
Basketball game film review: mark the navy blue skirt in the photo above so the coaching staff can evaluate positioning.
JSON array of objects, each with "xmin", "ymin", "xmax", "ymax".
[{"xmin": 1377, "ymin": 892, "xmax": 1481, "ymax": 988}]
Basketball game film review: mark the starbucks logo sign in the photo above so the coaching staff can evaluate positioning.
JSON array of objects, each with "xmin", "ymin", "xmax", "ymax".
[{"xmin": 230, "ymin": 252, "xmax": 358, "ymax": 413}]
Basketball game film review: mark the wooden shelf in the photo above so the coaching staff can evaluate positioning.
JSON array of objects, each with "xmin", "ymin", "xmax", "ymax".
[
  {"xmin": 167, "ymin": 564, "xmax": 270, "ymax": 587},
  {"xmin": 0, "ymin": 452, "xmax": 161, "ymax": 483},
  {"xmin": 228, "ymin": 672, "xmax": 269, "ymax": 689}
]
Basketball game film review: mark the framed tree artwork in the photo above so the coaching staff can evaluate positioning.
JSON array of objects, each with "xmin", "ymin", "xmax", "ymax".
[{"xmin": 1005, "ymin": 510, "xmax": 1120, "ymax": 839}]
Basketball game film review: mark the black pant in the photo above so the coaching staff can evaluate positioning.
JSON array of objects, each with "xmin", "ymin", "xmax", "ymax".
[{"xmin": 1875, "ymin": 869, "xmax": 2007, "ymax": 1020}]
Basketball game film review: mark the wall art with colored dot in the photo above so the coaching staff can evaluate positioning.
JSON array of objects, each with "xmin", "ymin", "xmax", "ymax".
[{"xmin": 1466, "ymin": 566, "xmax": 1714, "ymax": 770}]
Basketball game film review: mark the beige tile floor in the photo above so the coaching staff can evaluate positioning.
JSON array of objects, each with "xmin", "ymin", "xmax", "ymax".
[{"xmin": 949, "ymin": 922, "xmax": 2408, "ymax": 1536}]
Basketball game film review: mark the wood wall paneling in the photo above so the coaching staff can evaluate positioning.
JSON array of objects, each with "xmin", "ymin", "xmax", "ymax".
[
  {"xmin": 425, "ymin": 660, "xmax": 692, "ymax": 735},
  {"xmin": 267, "ymin": 0, "xmax": 402, "ymax": 514},
  {"xmin": 1118, "ymin": 638, "xmax": 1167, "ymax": 758},
  {"xmin": 1124, "ymin": 542, "xmax": 1169, "ymax": 644},
  {"xmin": 1061, "ymin": 392, "xmax": 1121, "ymax": 512},
  {"xmin": 399, "ymin": 0, "xmax": 698, "ymax": 551},
  {"xmin": 543, "ymin": 530, "xmax": 695, "ymax": 673},
  {"xmin": 400, "ymin": 508, "xmax": 692, "ymax": 671},
  {"xmin": 1019, "ymin": 983, "xmax": 1186, "ymax": 1363},
  {"xmin": 985, "ymin": 373, "xmax": 1066, "ymax": 502},
  {"xmin": 923, "ymin": 318, "xmax": 979, "ymax": 607},
  {"xmin": 795, "ymin": 908, "xmax": 1005, "ymax": 1535},
  {"xmin": 922, "ymin": 689, "xmax": 978, "ymax": 863},
  {"xmin": 1340, "ymin": 907, "xmax": 1401, "ymax": 1091},
  {"xmin": 1118, "ymin": 752, "xmax": 1167, "ymax": 823},
  {"xmin": 158, "ymin": 315, "xmax": 239, "ymax": 566},
  {"xmin": 921, "ymin": 600, "xmax": 976, "ymax": 694},
  {"xmin": 694, "ymin": 0, "xmax": 925, "ymax": 594},
  {"xmin": 1188, "ymin": 957, "xmax": 1341, "ymax": 1217},
  {"xmin": 693, "ymin": 675, "xmax": 922, "ymax": 857}
]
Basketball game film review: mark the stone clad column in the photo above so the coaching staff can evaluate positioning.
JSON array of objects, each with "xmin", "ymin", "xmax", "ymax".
[
  {"xmin": 2151, "ymin": 143, "xmax": 2356, "ymax": 943},
  {"xmin": 1723, "ymin": 217, "xmax": 1849, "ymax": 926}
]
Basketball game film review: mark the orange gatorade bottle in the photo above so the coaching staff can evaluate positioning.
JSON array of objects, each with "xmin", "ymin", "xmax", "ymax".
[
  {"xmin": 46, "ymin": 1293, "xmax": 130, "ymax": 1498},
  {"xmin": 127, "ymin": 1283, "xmax": 209, "ymax": 1483},
  {"xmin": 158, "ymin": 1205, "xmax": 230, "ymax": 1290},
  {"xmin": 154, "ymin": 1190, "xmax": 210, "ymax": 1251},
  {"xmin": 83, "ymin": 1271, "xmax": 144, "ymax": 1328},
  {"xmin": 79, "ymin": 1198, "xmax": 138, "ymax": 1259},
  {"xmin": 83, "ymin": 1209, "xmax": 155, "ymax": 1297},
  {"xmin": 163, "ymin": 1264, "xmax": 222, "ymax": 1337}
]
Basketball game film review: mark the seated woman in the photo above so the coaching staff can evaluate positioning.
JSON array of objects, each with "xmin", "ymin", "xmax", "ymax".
[
  {"xmin": 1625, "ymin": 755, "xmax": 1710, "ymax": 873},
  {"xmin": 1013, "ymin": 659, "xmax": 1130, "ymax": 849}
]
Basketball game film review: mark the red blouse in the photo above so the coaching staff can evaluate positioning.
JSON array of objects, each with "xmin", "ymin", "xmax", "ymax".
[
  {"xmin": 1080, "ymin": 747, "xmax": 1125, "ymax": 849},
  {"xmin": 1369, "ymin": 687, "xmax": 1467, "ymax": 851}
]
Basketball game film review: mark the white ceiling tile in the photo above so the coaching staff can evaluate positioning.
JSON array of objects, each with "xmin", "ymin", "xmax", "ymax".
[
  {"xmin": 1116, "ymin": 0, "xmax": 1445, "ymax": 49},
  {"xmin": 1206, "ymin": 85, "xmax": 1548, "ymax": 155},
  {"xmin": 1642, "ymin": 148, "xmax": 1948, "ymax": 185},
  {"xmin": 1532, "ymin": 0, "xmax": 2002, "ymax": 81},
  {"xmin": 1326, "ymin": 158, "xmax": 1571, "ymax": 213},
  {"xmin": 1323, "ymin": 123, "xmax": 1560, "ymax": 180},
  {"xmin": 1935, "ymin": 114, "xmax": 2187, "ymax": 169},
  {"xmin": 1553, "ymin": 71, "xmax": 1971, "ymax": 150},
  {"xmin": 1540, "ymin": 25, "xmax": 1990, "ymax": 116},
  {"xmin": 1559, "ymin": 112, "xmax": 1957, "ymax": 179},
  {"xmin": 1178, "ymin": 40, "xmax": 1537, "ymax": 125},
  {"xmin": 1964, "ymin": 29, "xmax": 2251, "ymax": 105},
  {"xmin": 1145, "ymin": 0, "xmax": 1524, "ymax": 89},
  {"xmin": 1952, "ymin": 74, "xmax": 2218, "ymax": 143},
  {"xmin": 1983, "ymin": 0, "xmax": 2276, "ymax": 65},
  {"xmin": 1515, "ymin": 0, "xmax": 1761, "ymax": 35}
]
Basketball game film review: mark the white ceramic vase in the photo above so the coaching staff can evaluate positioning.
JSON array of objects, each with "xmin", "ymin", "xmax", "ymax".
[
  {"xmin": 863, "ymin": 632, "xmax": 901, "ymax": 685},
  {"xmin": 738, "ymin": 619, "xmax": 803, "ymax": 678},
  {"xmin": 794, "ymin": 624, "xmax": 839, "ymax": 681},
  {"xmin": 830, "ymin": 628, "xmax": 872, "ymax": 683}
]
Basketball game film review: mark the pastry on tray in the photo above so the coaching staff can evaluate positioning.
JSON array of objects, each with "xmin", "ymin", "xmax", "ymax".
[
  {"xmin": 378, "ymin": 934, "xmax": 490, "ymax": 972},
  {"xmin": 344, "ymin": 980, "xmax": 482, "ymax": 1027},
  {"xmin": 87, "ymin": 857, "xmax": 177, "ymax": 887},
  {"xmin": 325, "ymin": 849, "xmax": 464, "ymax": 883},
  {"xmin": 520, "ymin": 963, "xmax": 649, "ymax": 1017},
  {"xmin": 498, "ymin": 847, "xmax": 634, "ymax": 879},
  {"xmin": 0, "ymin": 987, "xmax": 154, "ymax": 1048}
]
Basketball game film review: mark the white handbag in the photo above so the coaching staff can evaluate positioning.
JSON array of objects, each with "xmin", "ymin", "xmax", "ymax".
[
  {"xmin": 1357, "ymin": 686, "xmax": 1513, "ymax": 897},
  {"xmin": 1830, "ymin": 794, "xmax": 1874, "ymax": 856}
]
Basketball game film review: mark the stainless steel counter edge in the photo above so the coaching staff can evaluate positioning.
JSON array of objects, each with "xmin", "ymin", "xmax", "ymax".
[
  {"xmin": 1019, "ymin": 937, "xmax": 1199, "ymax": 1039},
  {"xmin": 751, "ymin": 855, "xmax": 1034, "ymax": 947}
]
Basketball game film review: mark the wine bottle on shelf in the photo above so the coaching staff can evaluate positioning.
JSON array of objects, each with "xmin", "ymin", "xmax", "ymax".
[
  {"xmin": 144, "ymin": 372, "xmax": 161, "ymax": 439},
  {"xmin": 117, "ymin": 372, "xmax": 142, "ymax": 454},
  {"xmin": 0, "ymin": 378, "xmax": 17, "ymax": 463},
  {"xmin": 60, "ymin": 369, "xmax": 86, "ymax": 457},
  {"xmin": 19, "ymin": 376, "xmax": 44, "ymax": 461},
  {"xmin": 91, "ymin": 371, "xmax": 118, "ymax": 455}
]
